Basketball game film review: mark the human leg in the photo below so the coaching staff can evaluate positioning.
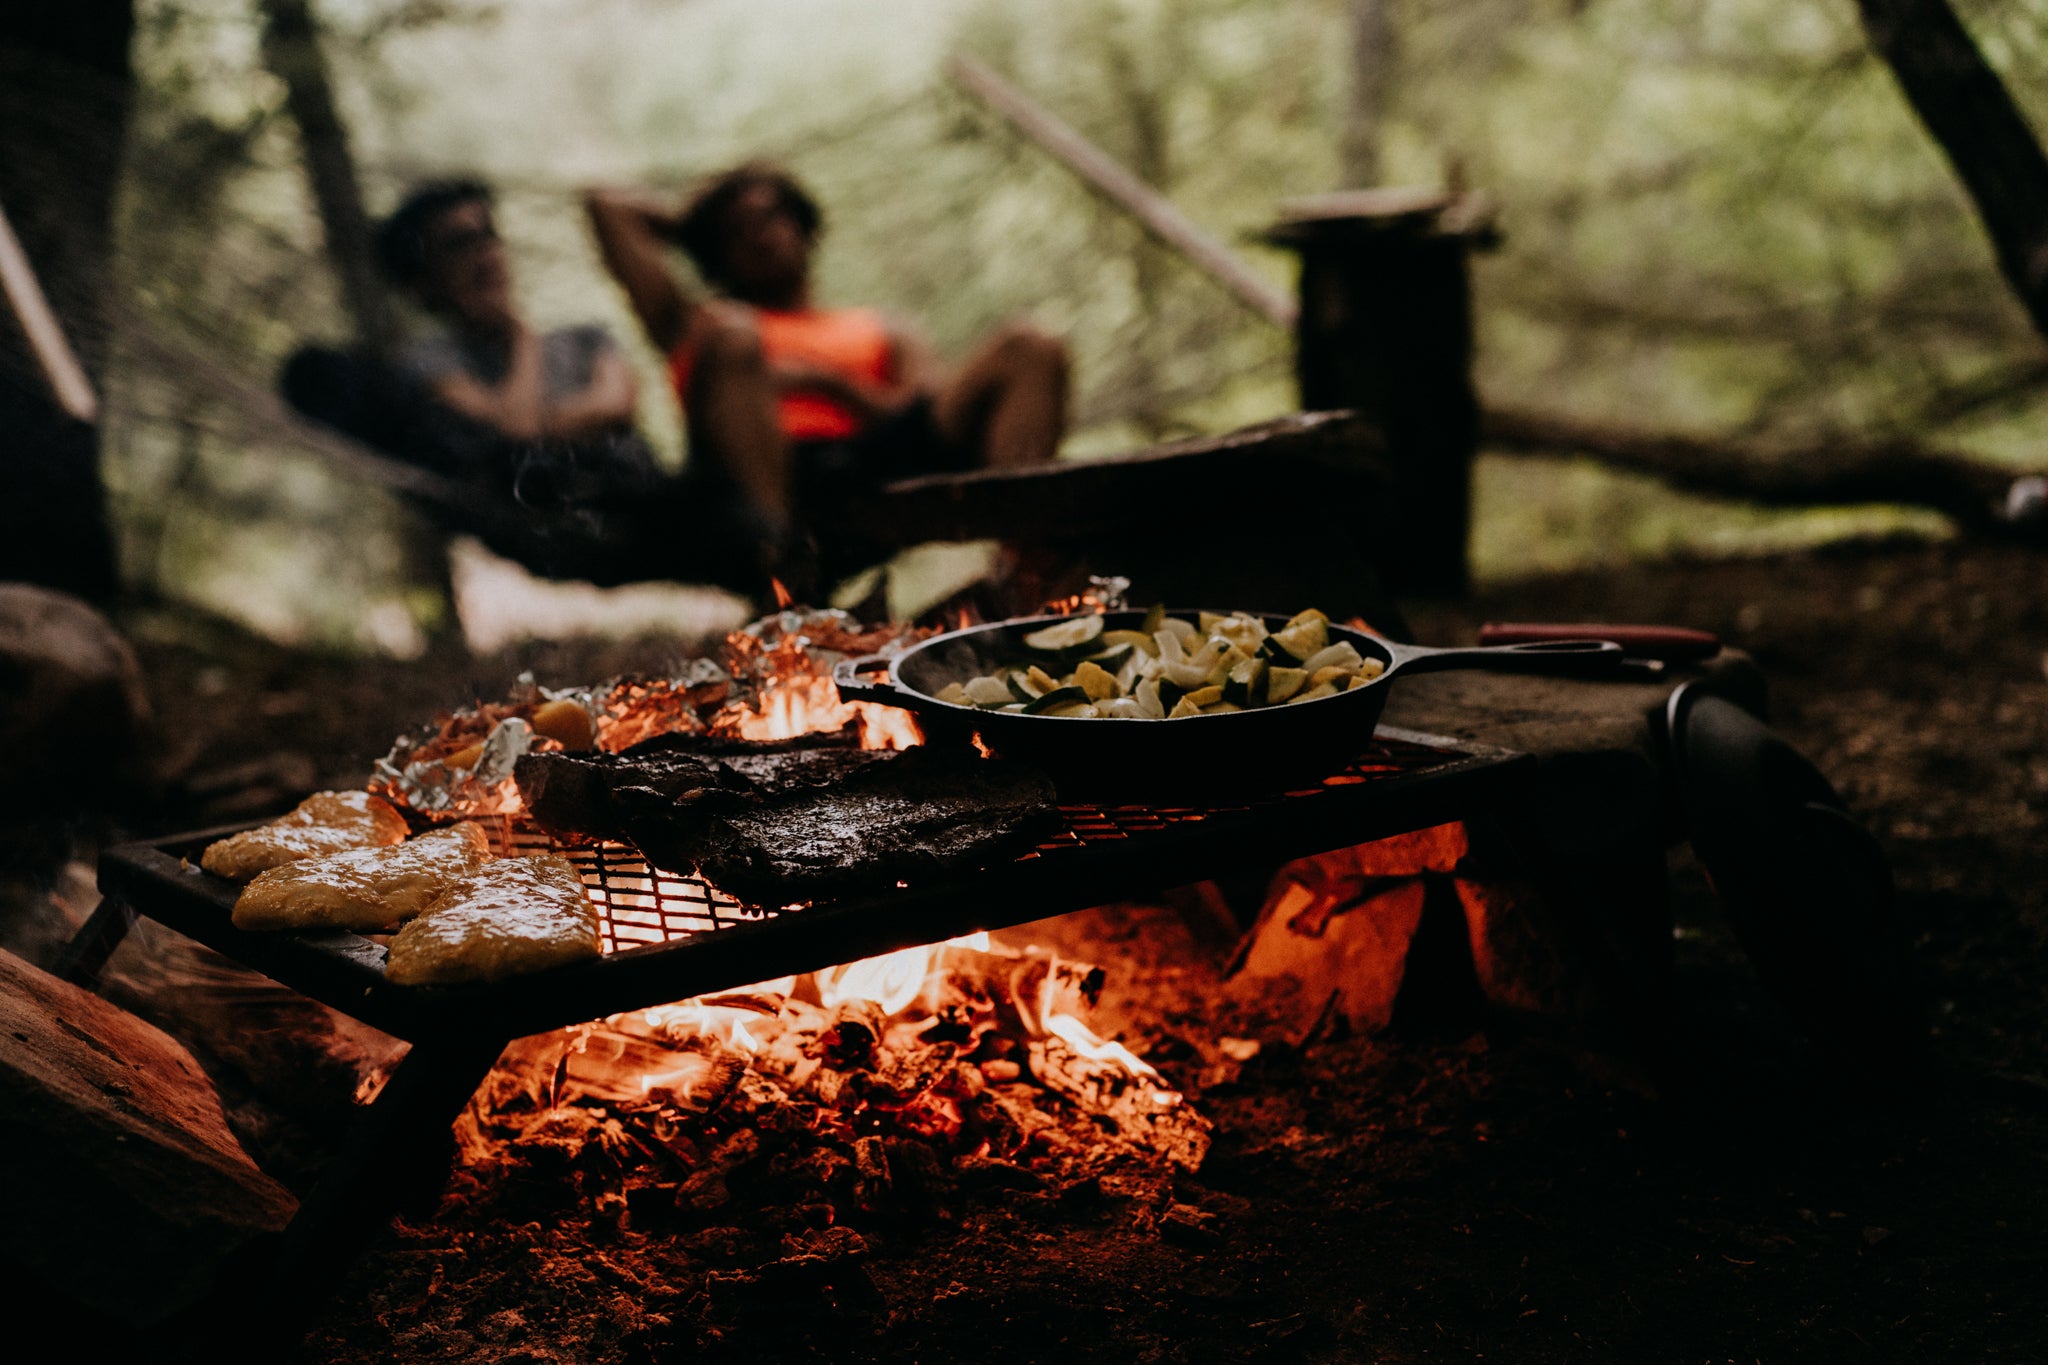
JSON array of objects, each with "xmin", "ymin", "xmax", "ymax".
[
  {"xmin": 685, "ymin": 311, "xmax": 793, "ymax": 535},
  {"xmin": 930, "ymin": 321, "xmax": 1069, "ymax": 470}
]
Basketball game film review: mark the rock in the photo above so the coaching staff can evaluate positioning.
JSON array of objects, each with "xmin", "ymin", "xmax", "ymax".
[
  {"xmin": 1454, "ymin": 875, "xmax": 1599, "ymax": 1023},
  {"xmin": 1231, "ymin": 876, "xmax": 1429, "ymax": 1035},
  {"xmin": 0, "ymin": 948, "xmax": 296, "ymax": 1327},
  {"xmin": 0, "ymin": 583, "xmax": 149, "ymax": 818}
]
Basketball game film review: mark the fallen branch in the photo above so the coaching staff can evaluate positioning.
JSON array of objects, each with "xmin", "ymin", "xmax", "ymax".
[{"xmin": 1481, "ymin": 406, "xmax": 2028, "ymax": 531}]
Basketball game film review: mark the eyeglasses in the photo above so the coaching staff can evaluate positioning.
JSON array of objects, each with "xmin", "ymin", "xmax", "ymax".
[{"xmin": 429, "ymin": 221, "xmax": 499, "ymax": 257}]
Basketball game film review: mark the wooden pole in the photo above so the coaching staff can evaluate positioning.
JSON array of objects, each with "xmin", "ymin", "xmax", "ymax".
[
  {"xmin": 0, "ymin": 197, "xmax": 97, "ymax": 425},
  {"xmin": 946, "ymin": 52, "xmax": 1297, "ymax": 330},
  {"xmin": 1341, "ymin": 0, "xmax": 1390, "ymax": 188}
]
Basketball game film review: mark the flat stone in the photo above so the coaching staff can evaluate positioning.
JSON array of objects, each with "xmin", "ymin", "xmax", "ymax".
[
  {"xmin": 0, "ymin": 948, "xmax": 296, "ymax": 1326},
  {"xmin": 1233, "ymin": 877, "xmax": 1429, "ymax": 1036}
]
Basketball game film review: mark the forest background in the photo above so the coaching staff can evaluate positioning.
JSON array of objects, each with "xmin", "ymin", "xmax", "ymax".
[{"xmin": 102, "ymin": 0, "xmax": 2048, "ymax": 652}]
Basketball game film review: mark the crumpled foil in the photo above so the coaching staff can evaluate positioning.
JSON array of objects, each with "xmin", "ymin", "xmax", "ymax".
[{"xmin": 376, "ymin": 716, "xmax": 536, "ymax": 815}]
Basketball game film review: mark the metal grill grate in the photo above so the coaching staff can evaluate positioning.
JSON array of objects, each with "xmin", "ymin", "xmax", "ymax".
[{"xmin": 482, "ymin": 734, "xmax": 1469, "ymax": 957}]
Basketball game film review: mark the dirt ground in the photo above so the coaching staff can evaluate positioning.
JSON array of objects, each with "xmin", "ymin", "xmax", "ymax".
[{"xmin": 20, "ymin": 535, "xmax": 2048, "ymax": 1362}]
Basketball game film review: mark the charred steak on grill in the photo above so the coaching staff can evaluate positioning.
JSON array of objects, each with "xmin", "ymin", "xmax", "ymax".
[
  {"xmin": 513, "ymin": 734, "xmax": 1058, "ymax": 902},
  {"xmin": 515, "ymin": 728, "xmax": 880, "ymax": 835},
  {"xmin": 619, "ymin": 745, "xmax": 1059, "ymax": 902}
]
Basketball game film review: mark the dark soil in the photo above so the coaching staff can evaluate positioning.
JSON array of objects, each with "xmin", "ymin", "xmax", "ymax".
[{"xmin": 21, "ymin": 537, "xmax": 2048, "ymax": 1362}]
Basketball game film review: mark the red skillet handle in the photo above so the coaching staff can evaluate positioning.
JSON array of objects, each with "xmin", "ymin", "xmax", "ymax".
[{"xmin": 1479, "ymin": 622, "xmax": 1721, "ymax": 662}]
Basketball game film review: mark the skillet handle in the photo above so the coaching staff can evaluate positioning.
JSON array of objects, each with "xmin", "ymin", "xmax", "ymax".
[
  {"xmin": 831, "ymin": 652, "xmax": 913, "ymax": 708},
  {"xmin": 1480, "ymin": 621, "xmax": 1720, "ymax": 661},
  {"xmin": 1387, "ymin": 638, "xmax": 1626, "ymax": 677}
]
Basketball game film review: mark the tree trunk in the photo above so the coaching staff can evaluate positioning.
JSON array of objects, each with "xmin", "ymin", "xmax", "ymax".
[
  {"xmin": 256, "ymin": 0, "xmax": 394, "ymax": 358},
  {"xmin": 1855, "ymin": 0, "xmax": 2048, "ymax": 344}
]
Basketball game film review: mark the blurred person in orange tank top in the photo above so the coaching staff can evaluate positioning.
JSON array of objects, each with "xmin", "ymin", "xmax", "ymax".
[{"xmin": 585, "ymin": 164, "xmax": 1068, "ymax": 551}]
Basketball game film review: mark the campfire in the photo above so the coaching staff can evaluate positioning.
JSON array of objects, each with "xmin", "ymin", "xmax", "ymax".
[
  {"xmin": 412, "ymin": 602, "xmax": 1210, "ymax": 1235},
  {"xmin": 455, "ymin": 931, "xmax": 1210, "ymax": 1232}
]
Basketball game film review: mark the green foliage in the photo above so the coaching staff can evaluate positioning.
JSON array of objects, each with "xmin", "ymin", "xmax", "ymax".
[{"xmin": 101, "ymin": 0, "xmax": 2048, "ymax": 649}]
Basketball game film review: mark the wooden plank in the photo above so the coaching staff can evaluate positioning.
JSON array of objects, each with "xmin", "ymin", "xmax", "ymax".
[
  {"xmin": 843, "ymin": 410, "xmax": 1389, "ymax": 546},
  {"xmin": 946, "ymin": 52, "xmax": 1297, "ymax": 330}
]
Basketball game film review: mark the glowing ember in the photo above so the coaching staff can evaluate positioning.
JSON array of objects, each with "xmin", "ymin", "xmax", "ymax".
[
  {"xmin": 1043, "ymin": 1012, "xmax": 1164, "ymax": 1084},
  {"xmin": 460, "ymin": 931, "xmax": 1210, "ymax": 1178}
]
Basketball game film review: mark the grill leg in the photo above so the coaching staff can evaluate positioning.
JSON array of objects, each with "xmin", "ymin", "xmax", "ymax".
[
  {"xmin": 53, "ymin": 895, "xmax": 137, "ymax": 988},
  {"xmin": 242, "ymin": 1031, "xmax": 506, "ymax": 1348}
]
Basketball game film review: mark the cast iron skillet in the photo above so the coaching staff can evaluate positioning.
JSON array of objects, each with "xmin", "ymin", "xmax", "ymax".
[{"xmin": 833, "ymin": 610, "xmax": 1623, "ymax": 797}]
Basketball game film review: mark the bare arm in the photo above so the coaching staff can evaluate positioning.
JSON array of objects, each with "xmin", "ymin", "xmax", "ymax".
[
  {"xmin": 430, "ymin": 323, "xmax": 548, "ymax": 439},
  {"xmin": 538, "ymin": 346, "xmax": 639, "ymax": 440},
  {"xmin": 583, "ymin": 187, "xmax": 696, "ymax": 354}
]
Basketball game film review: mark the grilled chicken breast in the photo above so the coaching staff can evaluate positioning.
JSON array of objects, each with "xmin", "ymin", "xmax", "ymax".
[
  {"xmin": 385, "ymin": 855, "xmax": 601, "ymax": 986},
  {"xmin": 201, "ymin": 790, "xmax": 409, "ymax": 882},
  {"xmin": 231, "ymin": 823, "xmax": 494, "ymax": 931}
]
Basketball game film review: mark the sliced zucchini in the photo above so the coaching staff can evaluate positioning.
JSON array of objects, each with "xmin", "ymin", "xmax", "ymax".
[
  {"xmin": 1265, "ymin": 666, "xmax": 1309, "ymax": 702},
  {"xmin": 1007, "ymin": 672, "xmax": 1046, "ymax": 703},
  {"xmin": 1284, "ymin": 607, "xmax": 1329, "ymax": 631},
  {"xmin": 1073, "ymin": 659, "xmax": 1119, "ymax": 701},
  {"xmin": 1200, "ymin": 700, "xmax": 1244, "ymax": 714},
  {"xmin": 1023, "ymin": 685, "xmax": 1092, "ymax": 715},
  {"xmin": 1139, "ymin": 602, "xmax": 1166, "ymax": 636},
  {"xmin": 1358, "ymin": 657, "xmax": 1386, "ymax": 681},
  {"xmin": 1024, "ymin": 664, "xmax": 1062, "ymax": 695},
  {"xmin": 1210, "ymin": 614, "xmax": 1267, "ymax": 654},
  {"xmin": 1310, "ymin": 664, "xmax": 1354, "ymax": 689},
  {"xmin": 964, "ymin": 676, "xmax": 1013, "ymax": 707},
  {"xmin": 1223, "ymin": 656, "xmax": 1268, "ymax": 707},
  {"xmin": 1085, "ymin": 643, "xmax": 1134, "ymax": 674},
  {"xmin": 936, "ymin": 681, "xmax": 970, "ymax": 705},
  {"xmin": 1208, "ymin": 643, "xmax": 1253, "ymax": 688},
  {"xmin": 1181, "ymin": 684, "xmax": 1224, "ymax": 709},
  {"xmin": 1271, "ymin": 615, "xmax": 1329, "ymax": 663},
  {"xmin": 1099, "ymin": 629, "xmax": 1158, "ymax": 657},
  {"xmin": 1288, "ymin": 681, "xmax": 1342, "ymax": 705},
  {"xmin": 1023, "ymin": 615, "xmax": 1105, "ymax": 653},
  {"xmin": 1041, "ymin": 701, "xmax": 1096, "ymax": 718},
  {"xmin": 1157, "ymin": 677, "xmax": 1187, "ymax": 711},
  {"xmin": 1167, "ymin": 694, "xmax": 1204, "ymax": 719}
]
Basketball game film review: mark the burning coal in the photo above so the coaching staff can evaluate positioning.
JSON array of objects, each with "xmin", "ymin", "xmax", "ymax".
[{"xmin": 454, "ymin": 932, "xmax": 1211, "ymax": 1231}]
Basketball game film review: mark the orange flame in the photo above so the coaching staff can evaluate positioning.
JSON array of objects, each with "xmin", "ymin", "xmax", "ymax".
[
  {"xmin": 716, "ymin": 625, "xmax": 922, "ymax": 750},
  {"xmin": 770, "ymin": 577, "xmax": 795, "ymax": 609}
]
